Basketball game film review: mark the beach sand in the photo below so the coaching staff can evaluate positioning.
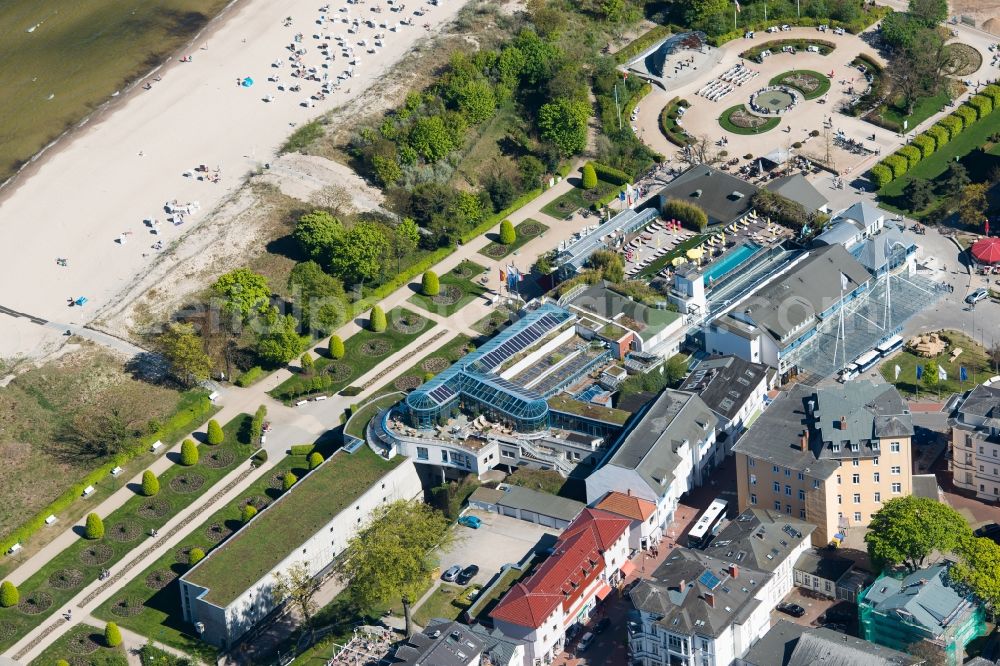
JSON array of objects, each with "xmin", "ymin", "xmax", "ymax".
[{"xmin": 0, "ymin": 0, "xmax": 466, "ymax": 360}]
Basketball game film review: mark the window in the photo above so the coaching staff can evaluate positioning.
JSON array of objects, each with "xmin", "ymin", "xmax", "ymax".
[
  {"xmin": 785, "ymin": 484, "xmax": 792, "ymax": 496},
  {"xmin": 891, "ymin": 466, "xmax": 901, "ymax": 475},
  {"xmin": 785, "ymin": 468, "xmax": 791, "ymax": 477},
  {"xmin": 873, "ymin": 457, "xmax": 879, "ymax": 466},
  {"xmin": 750, "ymin": 493, "xmax": 758, "ymax": 505},
  {"xmin": 773, "ymin": 465, "xmax": 780, "ymax": 473},
  {"xmin": 874, "ymin": 492, "xmax": 881, "ymax": 503},
  {"xmin": 813, "ymin": 480, "xmax": 821, "ymax": 489},
  {"xmin": 441, "ymin": 450, "xmax": 448, "ymax": 462},
  {"xmin": 832, "ymin": 443, "xmax": 841, "ymax": 452},
  {"xmin": 416, "ymin": 447, "xmax": 428, "ymax": 460},
  {"xmin": 852, "ymin": 473, "xmax": 860, "ymax": 484},
  {"xmin": 748, "ymin": 457, "xmax": 755, "ymax": 467},
  {"xmin": 800, "ymin": 509, "xmax": 807, "ymax": 518},
  {"xmin": 798, "ymin": 489, "xmax": 805, "ymax": 500},
  {"xmin": 750, "ymin": 474, "xmax": 757, "ymax": 486},
  {"xmin": 851, "ymin": 443, "xmax": 859, "ymax": 452},
  {"xmin": 852, "ymin": 458, "xmax": 860, "ymax": 467},
  {"xmin": 981, "ymin": 446, "xmax": 986, "ymax": 454},
  {"xmin": 853, "ymin": 493, "xmax": 861, "ymax": 504},
  {"xmin": 854, "ymin": 512, "xmax": 862, "ymax": 522},
  {"xmin": 836, "ymin": 475, "xmax": 841, "ymax": 484},
  {"xmin": 786, "ymin": 504, "xmax": 792, "ymax": 514},
  {"xmin": 773, "ymin": 481, "xmax": 781, "ymax": 492},
  {"xmin": 892, "ymin": 483, "xmax": 902, "ymax": 493},
  {"xmin": 774, "ymin": 500, "xmax": 782, "ymax": 510},
  {"xmin": 994, "ymin": 449, "xmax": 998, "ymax": 458},
  {"xmin": 837, "ymin": 494, "xmax": 842, "ymax": 505},
  {"xmin": 874, "ymin": 472, "xmax": 880, "ymax": 483},
  {"xmin": 982, "ymin": 465, "xmax": 986, "ymax": 472},
  {"xmin": 798, "ymin": 472, "xmax": 804, "ymax": 480},
  {"xmin": 890, "ymin": 441, "xmax": 900, "ymax": 452}
]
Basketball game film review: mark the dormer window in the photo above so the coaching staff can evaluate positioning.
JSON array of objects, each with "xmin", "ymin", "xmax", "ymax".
[
  {"xmin": 832, "ymin": 443, "xmax": 841, "ymax": 452},
  {"xmin": 850, "ymin": 443, "xmax": 859, "ymax": 452}
]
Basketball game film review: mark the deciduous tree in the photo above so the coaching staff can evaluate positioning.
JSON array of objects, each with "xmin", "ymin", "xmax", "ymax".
[
  {"xmin": 957, "ymin": 183, "xmax": 988, "ymax": 229},
  {"xmin": 328, "ymin": 222, "xmax": 391, "ymax": 290},
  {"xmin": 288, "ymin": 260, "xmax": 348, "ymax": 335},
  {"xmin": 300, "ymin": 352, "xmax": 314, "ymax": 375},
  {"xmin": 293, "ymin": 210, "xmax": 343, "ymax": 261},
  {"xmin": 953, "ymin": 536, "xmax": 1000, "ymax": 618},
  {"xmin": 904, "ymin": 179, "xmax": 935, "ymax": 210},
  {"xmin": 393, "ymin": 218, "xmax": 421, "ymax": 273},
  {"xmin": 272, "ymin": 561, "xmax": 322, "ymax": 626},
  {"xmin": 865, "ymin": 496, "xmax": 970, "ymax": 570},
  {"xmin": 157, "ymin": 322, "xmax": 212, "ymax": 386},
  {"xmin": 909, "ymin": 0, "xmax": 948, "ymax": 27},
  {"xmin": 213, "ymin": 268, "xmax": 271, "ymax": 322},
  {"xmin": 339, "ymin": 501, "xmax": 453, "ymax": 637},
  {"xmin": 256, "ymin": 308, "xmax": 308, "ymax": 366},
  {"xmin": 538, "ymin": 98, "xmax": 589, "ymax": 156},
  {"xmin": 206, "ymin": 419, "xmax": 224, "ymax": 446}
]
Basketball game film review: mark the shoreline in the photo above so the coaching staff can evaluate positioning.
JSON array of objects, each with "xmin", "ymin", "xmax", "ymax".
[{"xmin": 0, "ymin": 0, "xmax": 246, "ymax": 204}]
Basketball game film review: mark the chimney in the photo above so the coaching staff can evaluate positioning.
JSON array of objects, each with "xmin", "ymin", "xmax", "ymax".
[
  {"xmin": 705, "ymin": 592, "xmax": 716, "ymax": 607},
  {"xmin": 627, "ymin": 488, "xmax": 632, "ymax": 496},
  {"xmin": 799, "ymin": 431, "xmax": 808, "ymax": 451},
  {"xmin": 839, "ymin": 416, "xmax": 847, "ymax": 430},
  {"xmin": 729, "ymin": 564, "xmax": 739, "ymax": 579},
  {"xmin": 677, "ymin": 579, "xmax": 686, "ymax": 592}
]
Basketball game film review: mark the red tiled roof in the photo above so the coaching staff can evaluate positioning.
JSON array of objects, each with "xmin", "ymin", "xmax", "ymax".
[
  {"xmin": 594, "ymin": 491, "xmax": 657, "ymax": 522},
  {"xmin": 490, "ymin": 508, "xmax": 630, "ymax": 629}
]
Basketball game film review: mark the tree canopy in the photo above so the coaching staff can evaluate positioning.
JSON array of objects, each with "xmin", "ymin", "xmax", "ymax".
[
  {"xmin": 952, "ymin": 536, "xmax": 1000, "ymax": 617},
  {"xmin": 339, "ymin": 501, "xmax": 452, "ymax": 636},
  {"xmin": 865, "ymin": 496, "xmax": 971, "ymax": 570},
  {"xmin": 288, "ymin": 260, "xmax": 348, "ymax": 335},
  {"xmin": 256, "ymin": 308, "xmax": 308, "ymax": 366},
  {"xmin": 538, "ymin": 98, "xmax": 590, "ymax": 156},
  {"xmin": 213, "ymin": 268, "xmax": 271, "ymax": 322},
  {"xmin": 293, "ymin": 210, "xmax": 343, "ymax": 261},
  {"xmin": 157, "ymin": 322, "xmax": 212, "ymax": 386}
]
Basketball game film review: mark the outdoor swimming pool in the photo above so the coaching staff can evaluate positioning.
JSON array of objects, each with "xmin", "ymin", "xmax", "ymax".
[{"xmin": 704, "ymin": 242, "xmax": 760, "ymax": 285}]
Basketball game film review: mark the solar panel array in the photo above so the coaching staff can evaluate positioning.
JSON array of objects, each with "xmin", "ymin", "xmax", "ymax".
[
  {"xmin": 698, "ymin": 569, "xmax": 722, "ymax": 590},
  {"xmin": 469, "ymin": 313, "xmax": 564, "ymax": 374},
  {"xmin": 428, "ymin": 384, "xmax": 456, "ymax": 404}
]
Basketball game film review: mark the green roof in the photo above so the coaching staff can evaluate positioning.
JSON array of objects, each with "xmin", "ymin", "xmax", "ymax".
[
  {"xmin": 547, "ymin": 393, "xmax": 632, "ymax": 425},
  {"xmin": 186, "ymin": 446, "xmax": 403, "ymax": 606}
]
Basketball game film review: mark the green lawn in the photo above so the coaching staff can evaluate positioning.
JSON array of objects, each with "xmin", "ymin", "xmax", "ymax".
[
  {"xmin": 408, "ymin": 260, "xmax": 489, "ymax": 317},
  {"xmin": 92, "ymin": 451, "xmax": 314, "ymax": 662},
  {"xmin": 719, "ymin": 105, "xmax": 780, "ymax": 135},
  {"xmin": 185, "ymin": 447, "xmax": 403, "ymax": 607},
  {"xmin": 471, "ymin": 307, "xmax": 512, "ymax": 338},
  {"xmin": 478, "ymin": 219, "xmax": 551, "ymax": 260},
  {"xmin": 466, "ymin": 564, "xmax": 534, "ymax": 622},
  {"xmin": 344, "ymin": 393, "xmax": 407, "ymax": 441},
  {"xmin": 547, "ymin": 393, "xmax": 632, "ymax": 426},
  {"xmin": 412, "ymin": 584, "xmax": 465, "ymax": 627},
  {"xmin": 879, "ymin": 106, "xmax": 1000, "ymax": 214},
  {"xmin": 740, "ymin": 39, "xmax": 835, "ymax": 60},
  {"xmin": 541, "ymin": 180, "xmax": 619, "ymax": 220},
  {"xmin": 877, "ymin": 90, "xmax": 951, "ymax": 132},
  {"xmin": 769, "ymin": 70, "xmax": 831, "ymax": 100},
  {"xmin": 0, "ymin": 414, "xmax": 254, "ymax": 653},
  {"xmin": 878, "ymin": 330, "xmax": 991, "ymax": 398},
  {"xmin": 269, "ymin": 307, "xmax": 432, "ymax": 402},
  {"xmin": 637, "ymin": 233, "xmax": 706, "ymax": 279},
  {"xmin": 29, "ymin": 623, "xmax": 127, "ymax": 666}
]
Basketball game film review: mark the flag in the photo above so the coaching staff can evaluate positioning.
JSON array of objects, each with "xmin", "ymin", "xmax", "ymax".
[
  {"xmin": 894, "ymin": 364, "xmax": 901, "ymax": 381},
  {"xmin": 961, "ymin": 366, "xmax": 968, "ymax": 382},
  {"xmin": 840, "ymin": 272, "xmax": 850, "ymax": 292},
  {"xmin": 619, "ymin": 191, "xmax": 626, "ymax": 202},
  {"xmin": 938, "ymin": 365, "xmax": 948, "ymax": 381},
  {"xmin": 916, "ymin": 365, "xmax": 923, "ymax": 380},
  {"xmin": 986, "ymin": 219, "xmax": 991, "ymax": 236},
  {"xmin": 734, "ymin": 0, "xmax": 741, "ymax": 11},
  {"xmin": 499, "ymin": 268, "xmax": 506, "ymax": 284}
]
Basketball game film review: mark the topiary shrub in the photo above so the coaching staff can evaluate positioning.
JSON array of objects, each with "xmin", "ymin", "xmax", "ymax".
[
  {"xmin": 870, "ymin": 163, "xmax": 893, "ymax": 188},
  {"xmin": 55, "ymin": 661, "xmax": 70, "ymax": 666},
  {"xmin": 180, "ymin": 439, "xmax": 199, "ymax": 466},
  {"xmin": 421, "ymin": 270, "xmax": 440, "ymax": 297},
  {"xmin": 661, "ymin": 198, "xmax": 708, "ymax": 231},
  {"xmin": 329, "ymin": 335, "xmax": 345, "ymax": 359},
  {"xmin": 926, "ymin": 124, "xmax": 949, "ymax": 150},
  {"xmin": 369, "ymin": 306, "xmax": 387, "ymax": 333},
  {"xmin": 954, "ymin": 105, "xmax": 977, "ymax": 129},
  {"xmin": 308, "ymin": 452, "xmax": 324, "ymax": 470},
  {"xmin": 289, "ymin": 444, "xmax": 314, "ymax": 456},
  {"xmin": 252, "ymin": 450, "xmax": 268, "ymax": 465},
  {"xmin": 912, "ymin": 134, "xmax": 935, "ymax": 159},
  {"xmin": 0, "ymin": 581, "xmax": 18, "ymax": 608},
  {"xmin": 968, "ymin": 94, "xmax": 992, "ymax": 119},
  {"xmin": 283, "ymin": 472, "xmax": 298, "ymax": 491},
  {"xmin": 938, "ymin": 116, "xmax": 962, "ymax": 139},
  {"xmin": 581, "ymin": 163, "xmax": 598, "ymax": 189},
  {"xmin": 499, "ymin": 219, "xmax": 516, "ymax": 245},
  {"xmin": 883, "ymin": 154, "xmax": 908, "ymax": 179},
  {"xmin": 85, "ymin": 513, "xmax": 105, "ymax": 540},
  {"xmin": 104, "ymin": 622, "xmax": 122, "ymax": 648},
  {"xmin": 241, "ymin": 504, "xmax": 258, "ymax": 523},
  {"xmin": 206, "ymin": 419, "xmax": 224, "ymax": 446},
  {"xmin": 188, "ymin": 547, "xmax": 205, "ymax": 565},
  {"xmin": 141, "ymin": 470, "xmax": 160, "ymax": 497},
  {"xmin": 898, "ymin": 145, "xmax": 921, "ymax": 168},
  {"xmin": 424, "ymin": 371, "xmax": 435, "ymax": 381}
]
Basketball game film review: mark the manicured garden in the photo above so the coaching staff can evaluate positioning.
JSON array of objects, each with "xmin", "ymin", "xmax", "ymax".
[
  {"xmin": 478, "ymin": 219, "xmax": 549, "ymax": 260},
  {"xmin": 875, "ymin": 89, "xmax": 951, "ymax": 133},
  {"xmin": 344, "ymin": 393, "xmax": 407, "ymax": 441},
  {"xmin": 878, "ymin": 330, "xmax": 992, "ymax": 398},
  {"xmin": 412, "ymin": 584, "xmax": 464, "ymax": 627},
  {"xmin": 719, "ymin": 105, "xmax": 780, "ymax": 135},
  {"xmin": 28, "ymin": 623, "xmax": 126, "ymax": 666},
  {"xmin": 0, "ymin": 415, "xmax": 254, "ymax": 653},
  {"xmin": 408, "ymin": 261, "xmax": 489, "ymax": 316},
  {"xmin": 769, "ymin": 70, "xmax": 831, "ymax": 100},
  {"xmin": 269, "ymin": 307, "xmax": 432, "ymax": 403},
  {"xmin": 541, "ymin": 181, "xmax": 619, "ymax": 220},
  {"xmin": 659, "ymin": 98, "xmax": 692, "ymax": 147},
  {"xmin": 92, "ymin": 449, "xmax": 316, "ymax": 662},
  {"xmin": 358, "ymin": 334, "xmax": 474, "ymax": 404},
  {"xmin": 740, "ymin": 39, "xmax": 835, "ymax": 61}
]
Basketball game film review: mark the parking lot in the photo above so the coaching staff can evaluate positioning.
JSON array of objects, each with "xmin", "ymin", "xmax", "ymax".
[
  {"xmin": 769, "ymin": 587, "xmax": 858, "ymax": 633},
  {"xmin": 435, "ymin": 510, "xmax": 561, "ymax": 587}
]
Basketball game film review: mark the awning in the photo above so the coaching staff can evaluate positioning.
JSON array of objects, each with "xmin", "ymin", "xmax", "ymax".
[
  {"xmin": 595, "ymin": 581, "xmax": 613, "ymax": 600},
  {"xmin": 620, "ymin": 559, "xmax": 637, "ymax": 578}
]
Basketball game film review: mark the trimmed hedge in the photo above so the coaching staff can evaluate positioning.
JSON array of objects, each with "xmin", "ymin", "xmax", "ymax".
[
  {"xmin": 458, "ymin": 188, "xmax": 545, "ymax": 244},
  {"xmin": 708, "ymin": 9, "xmax": 889, "ymax": 46},
  {"xmin": 982, "ymin": 84, "xmax": 1000, "ymax": 106},
  {"xmin": 968, "ymin": 94, "xmax": 993, "ymax": 119},
  {"xmin": 662, "ymin": 198, "xmax": 708, "ymax": 231},
  {"xmin": 870, "ymin": 164, "xmax": 893, "ymax": 189},
  {"xmin": 614, "ymin": 24, "xmax": 676, "ymax": 64},
  {"xmin": 659, "ymin": 98, "xmax": 692, "ymax": 147},
  {"xmin": 912, "ymin": 134, "xmax": 935, "ymax": 159},
  {"xmin": 939, "ymin": 116, "xmax": 963, "ymax": 140},
  {"xmin": 898, "ymin": 145, "xmax": 921, "ymax": 168},
  {"xmin": 289, "ymin": 444, "xmax": 315, "ymax": 456},
  {"xmin": 235, "ymin": 366, "xmax": 263, "ymax": 387},
  {"xmin": 883, "ymin": 154, "xmax": 909, "ymax": 179},
  {"xmin": 588, "ymin": 161, "xmax": 631, "ymax": 186},
  {"xmin": 955, "ymin": 105, "xmax": 977, "ymax": 129},
  {"xmin": 926, "ymin": 125, "xmax": 949, "ymax": 151}
]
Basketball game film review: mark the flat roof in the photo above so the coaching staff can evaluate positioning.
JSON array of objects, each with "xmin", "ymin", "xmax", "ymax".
[
  {"xmin": 496, "ymin": 484, "xmax": 585, "ymax": 522},
  {"xmin": 185, "ymin": 446, "xmax": 404, "ymax": 606},
  {"xmin": 657, "ymin": 165, "xmax": 758, "ymax": 226},
  {"xmin": 547, "ymin": 392, "xmax": 632, "ymax": 425}
]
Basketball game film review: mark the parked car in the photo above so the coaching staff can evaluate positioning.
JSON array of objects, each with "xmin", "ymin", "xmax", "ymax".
[
  {"xmin": 777, "ymin": 602, "xmax": 806, "ymax": 617},
  {"xmin": 441, "ymin": 565, "xmax": 462, "ymax": 582},
  {"xmin": 458, "ymin": 515, "xmax": 482, "ymax": 529},
  {"xmin": 577, "ymin": 631, "xmax": 595, "ymax": 652},
  {"xmin": 457, "ymin": 564, "xmax": 480, "ymax": 585},
  {"xmin": 594, "ymin": 618, "xmax": 611, "ymax": 634},
  {"xmin": 966, "ymin": 287, "xmax": 989, "ymax": 304},
  {"xmin": 975, "ymin": 523, "xmax": 1000, "ymax": 544}
]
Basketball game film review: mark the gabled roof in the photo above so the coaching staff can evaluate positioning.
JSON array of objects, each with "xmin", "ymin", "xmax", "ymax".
[
  {"xmin": 389, "ymin": 619, "xmax": 485, "ymax": 666},
  {"xmin": 814, "ymin": 380, "xmax": 913, "ymax": 450},
  {"xmin": 594, "ymin": 491, "xmax": 657, "ymax": 522},
  {"xmin": 958, "ymin": 383, "xmax": 1000, "ymax": 428},
  {"xmin": 704, "ymin": 508, "xmax": 813, "ymax": 574},
  {"xmin": 766, "ymin": 173, "xmax": 828, "ymax": 212},
  {"xmin": 490, "ymin": 509, "xmax": 629, "ymax": 629},
  {"xmin": 861, "ymin": 565, "xmax": 975, "ymax": 638},
  {"xmin": 836, "ymin": 201, "xmax": 884, "ymax": 228},
  {"xmin": 679, "ymin": 355, "xmax": 770, "ymax": 422},
  {"xmin": 743, "ymin": 620, "xmax": 919, "ymax": 666}
]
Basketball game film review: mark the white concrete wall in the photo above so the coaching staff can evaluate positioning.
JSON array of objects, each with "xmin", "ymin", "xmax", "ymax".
[
  {"xmin": 704, "ymin": 326, "xmax": 764, "ymax": 366},
  {"xmin": 183, "ymin": 457, "xmax": 423, "ymax": 647}
]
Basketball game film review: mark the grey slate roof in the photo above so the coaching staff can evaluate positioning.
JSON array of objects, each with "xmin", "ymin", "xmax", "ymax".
[
  {"xmin": 605, "ymin": 389, "xmax": 718, "ymax": 495},
  {"xmin": 861, "ymin": 565, "xmax": 974, "ymax": 639},
  {"xmin": 958, "ymin": 383, "xmax": 1000, "ymax": 428},
  {"xmin": 467, "ymin": 623, "xmax": 526, "ymax": 666},
  {"xmin": 704, "ymin": 508, "xmax": 813, "ymax": 574},
  {"xmin": 854, "ymin": 230, "xmax": 913, "ymax": 274},
  {"xmin": 793, "ymin": 550, "xmax": 854, "ymax": 583},
  {"xmin": 494, "ymin": 484, "xmax": 585, "ymax": 522},
  {"xmin": 836, "ymin": 201, "xmax": 884, "ymax": 228},
  {"xmin": 766, "ymin": 173, "xmax": 828, "ymax": 212},
  {"xmin": 629, "ymin": 547, "xmax": 771, "ymax": 638},
  {"xmin": 724, "ymin": 245, "xmax": 871, "ymax": 346},
  {"xmin": 390, "ymin": 619, "xmax": 484, "ymax": 665},
  {"xmin": 679, "ymin": 355, "xmax": 769, "ymax": 423},
  {"xmin": 814, "ymin": 380, "xmax": 913, "ymax": 457},
  {"xmin": 742, "ymin": 620, "xmax": 920, "ymax": 666},
  {"xmin": 815, "ymin": 220, "xmax": 862, "ymax": 247},
  {"xmin": 657, "ymin": 165, "xmax": 759, "ymax": 226}
]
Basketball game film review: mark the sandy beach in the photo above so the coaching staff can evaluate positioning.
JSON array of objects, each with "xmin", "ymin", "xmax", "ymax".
[{"xmin": 0, "ymin": 0, "xmax": 465, "ymax": 360}]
